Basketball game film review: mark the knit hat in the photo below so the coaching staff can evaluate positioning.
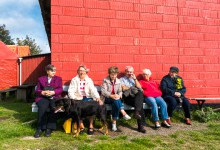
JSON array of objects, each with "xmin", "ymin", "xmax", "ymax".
[{"xmin": 170, "ymin": 66, "xmax": 179, "ymax": 73}]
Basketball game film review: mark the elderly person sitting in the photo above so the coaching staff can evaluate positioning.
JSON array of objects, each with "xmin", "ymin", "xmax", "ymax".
[
  {"xmin": 68, "ymin": 65, "xmax": 103, "ymax": 135},
  {"xmin": 101, "ymin": 66, "xmax": 131, "ymax": 131},
  {"xmin": 160, "ymin": 66, "xmax": 191, "ymax": 125},
  {"xmin": 120, "ymin": 66, "xmax": 146, "ymax": 133},
  {"xmin": 34, "ymin": 64, "xmax": 63, "ymax": 138},
  {"xmin": 139, "ymin": 69, "xmax": 170, "ymax": 129}
]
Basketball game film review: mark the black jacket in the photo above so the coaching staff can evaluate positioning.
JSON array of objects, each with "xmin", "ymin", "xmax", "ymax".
[{"xmin": 160, "ymin": 74, "xmax": 186, "ymax": 98}]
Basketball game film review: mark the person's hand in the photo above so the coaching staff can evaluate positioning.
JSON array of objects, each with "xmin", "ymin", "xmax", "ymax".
[
  {"xmin": 96, "ymin": 98, "xmax": 103, "ymax": 105},
  {"xmin": 130, "ymin": 73, "xmax": 137, "ymax": 80},
  {"xmin": 110, "ymin": 94, "xmax": 119, "ymax": 100},
  {"xmin": 174, "ymin": 92, "xmax": 181, "ymax": 97},
  {"xmin": 41, "ymin": 90, "xmax": 48, "ymax": 96},
  {"xmin": 47, "ymin": 91, "xmax": 55, "ymax": 96},
  {"xmin": 114, "ymin": 94, "xmax": 120, "ymax": 99}
]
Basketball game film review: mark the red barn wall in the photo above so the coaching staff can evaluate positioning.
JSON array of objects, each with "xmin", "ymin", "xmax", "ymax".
[
  {"xmin": 51, "ymin": 0, "xmax": 220, "ymax": 98},
  {"xmin": 0, "ymin": 42, "xmax": 18, "ymax": 90},
  {"xmin": 21, "ymin": 54, "xmax": 51, "ymax": 85}
]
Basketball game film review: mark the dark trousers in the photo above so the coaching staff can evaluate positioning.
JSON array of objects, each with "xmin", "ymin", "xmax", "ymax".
[
  {"xmin": 123, "ymin": 91, "xmax": 146, "ymax": 126},
  {"xmin": 36, "ymin": 98, "xmax": 58, "ymax": 130},
  {"xmin": 163, "ymin": 96, "xmax": 191, "ymax": 118}
]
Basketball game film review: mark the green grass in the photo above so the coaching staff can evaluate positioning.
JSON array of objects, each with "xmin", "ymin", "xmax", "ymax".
[{"xmin": 0, "ymin": 101, "xmax": 220, "ymax": 150}]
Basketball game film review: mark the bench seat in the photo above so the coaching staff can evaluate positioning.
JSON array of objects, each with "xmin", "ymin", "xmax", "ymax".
[
  {"xmin": 189, "ymin": 98, "xmax": 220, "ymax": 109},
  {"xmin": 32, "ymin": 85, "xmax": 152, "ymax": 112},
  {"xmin": 32, "ymin": 102, "xmax": 151, "ymax": 112},
  {"xmin": 12, "ymin": 84, "xmax": 36, "ymax": 102},
  {"xmin": 0, "ymin": 88, "xmax": 17, "ymax": 101}
]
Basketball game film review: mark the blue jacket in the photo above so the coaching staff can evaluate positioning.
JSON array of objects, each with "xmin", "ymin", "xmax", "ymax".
[{"xmin": 160, "ymin": 74, "xmax": 186, "ymax": 98}]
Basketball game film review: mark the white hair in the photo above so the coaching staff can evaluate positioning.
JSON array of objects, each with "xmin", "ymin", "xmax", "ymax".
[
  {"xmin": 125, "ymin": 66, "xmax": 134, "ymax": 71},
  {"xmin": 142, "ymin": 69, "xmax": 152, "ymax": 76}
]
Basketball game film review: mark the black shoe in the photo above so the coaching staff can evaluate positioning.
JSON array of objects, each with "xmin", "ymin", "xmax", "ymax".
[
  {"xmin": 138, "ymin": 125, "xmax": 146, "ymax": 133},
  {"xmin": 87, "ymin": 128, "xmax": 94, "ymax": 135},
  {"xmin": 161, "ymin": 122, "xmax": 171, "ymax": 128},
  {"xmin": 134, "ymin": 112, "xmax": 142, "ymax": 120},
  {"xmin": 34, "ymin": 129, "xmax": 42, "ymax": 138},
  {"xmin": 45, "ymin": 129, "xmax": 52, "ymax": 137},
  {"xmin": 80, "ymin": 128, "xmax": 85, "ymax": 134}
]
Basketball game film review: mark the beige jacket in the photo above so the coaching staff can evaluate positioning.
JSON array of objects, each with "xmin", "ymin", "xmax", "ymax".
[
  {"xmin": 68, "ymin": 75, "xmax": 100, "ymax": 100},
  {"xmin": 101, "ymin": 76, "xmax": 122, "ymax": 102}
]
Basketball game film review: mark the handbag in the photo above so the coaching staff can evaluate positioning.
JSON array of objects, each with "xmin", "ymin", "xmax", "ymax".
[
  {"xmin": 43, "ymin": 86, "xmax": 54, "ymax": 91},
  {"xmin": 63, "ymin": 118, "xmax": 72, "ymax": 134},
  {"xmin": 43, "ymin": 86, "xmax": 54, "ymax": 98}
]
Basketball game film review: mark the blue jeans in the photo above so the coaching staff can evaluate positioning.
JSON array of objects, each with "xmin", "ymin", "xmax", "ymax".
[
  {"xmin": 145, "ymin": 96, "xmax": 169, "ymax": 122},
  {"xmin": 105, "ymin": 98, "xmax": 124, "ymax": 120},
  {"xmin": 82, "ymin": 97, "xmax": 93, "ymax": 101}
]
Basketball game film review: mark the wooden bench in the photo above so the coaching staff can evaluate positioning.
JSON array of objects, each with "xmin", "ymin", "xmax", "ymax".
[
  {"xmin": 32, "ymin": 85, "xmax": 151, "ymax": 112},
  {"xmin": 0, "ymin": 88, "xmax": 17, "ymax": 101},
  {"xmin": 12, "ymin": 84, "xmax": 36, "ymax": 102},
  {"xmin": 189, "ymin": 98, "xmax": 220, "ymax": 110}
]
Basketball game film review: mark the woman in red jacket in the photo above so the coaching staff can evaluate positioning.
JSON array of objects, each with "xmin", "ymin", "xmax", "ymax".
[{"xmin": 139, "ymin": 69, "xmax": 170, "ymax": 129}]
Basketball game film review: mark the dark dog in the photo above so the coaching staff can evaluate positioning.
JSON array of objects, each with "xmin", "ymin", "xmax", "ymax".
[{"xmin": 55, "ymin": 98, "xmax": 108, "ymax": 137}]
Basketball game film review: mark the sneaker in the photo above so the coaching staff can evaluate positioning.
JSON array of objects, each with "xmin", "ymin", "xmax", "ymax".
[
  {"xmin": 155, "ymin": 123, "xmax": 161, "ymax": 129},
  {"xmin": 112, "ymin": 126, "xmax": 117, "ymax": 131},
  {"xmin": 123, "ymin": 114, "xmax": 131, "ymax": 120},
  {"xmin": 185, "ymin": 118, "xmax": 192, "ymax": 125}
]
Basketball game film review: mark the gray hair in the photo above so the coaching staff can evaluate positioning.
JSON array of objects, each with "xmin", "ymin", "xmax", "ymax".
[
  {"xmin": 142, "ymin": 69, "xmax": 152, "ymax": 76},
  {"xmin": 125, "ymin": 66, "xmax": 134, "ymax": 72},
  {"xmin": 45, "ymin": 64, "xmax": 56, "ymax": 71}
]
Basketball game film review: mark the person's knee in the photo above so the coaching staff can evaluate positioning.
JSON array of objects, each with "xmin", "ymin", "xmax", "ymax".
[
  {"xmin": 38, "ymin": 105, "xmax": 49, "ymax": 111},
  {"xmin": 112, "ymin": 100, "xmax": 122, "ymax": 108},
  {"xmin": 182, "ymin": 98, "xmax": 190, "ymax": 107},
  {"xmin": 166, "ymin": 97, "xmax": 178, "ymax": 106}
]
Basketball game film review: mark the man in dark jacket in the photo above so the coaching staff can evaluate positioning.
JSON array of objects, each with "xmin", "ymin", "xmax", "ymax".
[{"xmin": 160, "ymin": 66, "xmax": 191, "ymax": 125}]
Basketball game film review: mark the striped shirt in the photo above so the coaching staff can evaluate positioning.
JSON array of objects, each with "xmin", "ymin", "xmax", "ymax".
[{"xmin": 120, "ymin": 76, "xmax": 135, "ymax": 88}]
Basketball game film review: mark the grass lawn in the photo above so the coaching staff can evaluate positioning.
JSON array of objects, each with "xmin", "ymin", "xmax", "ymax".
[{"xmin": 0, "ymin": 101, "xmax": 220, "ymax": 150}]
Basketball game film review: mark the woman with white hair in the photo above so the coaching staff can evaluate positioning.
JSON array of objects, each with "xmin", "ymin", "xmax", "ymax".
[
  {"xmin": 68, "ymin": 65, "xmax": 103, "ymax": 135},
  {"xmin": 139, "ymin": 69, "xmax": 170, "ymax": 129}
]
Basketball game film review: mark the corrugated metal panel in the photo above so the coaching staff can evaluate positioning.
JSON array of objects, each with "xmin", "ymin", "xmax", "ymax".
[{"xmin": 21, "ymin": 54, "xmax": 51, "ymax": 85}]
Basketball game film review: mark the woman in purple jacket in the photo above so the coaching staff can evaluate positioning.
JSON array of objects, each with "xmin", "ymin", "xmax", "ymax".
[{"xmin": 34, "ymin": 64, "xmax": 63, "ymax": 138}]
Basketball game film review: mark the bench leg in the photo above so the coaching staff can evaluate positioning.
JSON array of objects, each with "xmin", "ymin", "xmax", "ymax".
[
  {"xmin": 17, "ymin": 89, "xmax": 27, "ymax": 102},
  {"xmin": 0, "ymin": 93, "xmax": 7, "ymax": 101},
  {"xmin": 9, "ymin": 91, "xmax": 17, "ymax": 97},
  {"xmin": 197, "ymin": 100, "xmax": 205, "ymax": 110}
]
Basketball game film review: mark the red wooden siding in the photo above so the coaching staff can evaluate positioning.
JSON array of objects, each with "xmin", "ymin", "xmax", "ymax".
[{"xmin": 21, "ymin": 54, "xmax": 51, "ymax": 85}]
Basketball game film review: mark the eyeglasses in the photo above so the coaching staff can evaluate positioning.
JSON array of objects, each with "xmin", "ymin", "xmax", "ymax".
[{"xmin": 79, "ymin": 70, "xmax": 86, "ymax": 72}]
